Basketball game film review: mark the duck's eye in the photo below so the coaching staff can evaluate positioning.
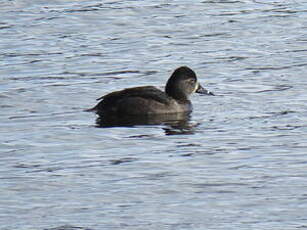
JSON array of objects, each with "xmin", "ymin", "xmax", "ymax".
[{"xmin": 188, "ymin": 79, "xmax": 196, "ymax": 85}]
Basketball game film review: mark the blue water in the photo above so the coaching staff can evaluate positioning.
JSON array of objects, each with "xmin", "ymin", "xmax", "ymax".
[{"xmin": 1, "ymin": 1, "xmax": 307, "ymax": 229}]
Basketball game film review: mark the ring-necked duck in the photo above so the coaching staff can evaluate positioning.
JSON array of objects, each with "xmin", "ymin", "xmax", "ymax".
[{"xmin": 88, "ymin": 66, "xmax": 214, "ymax": 116}]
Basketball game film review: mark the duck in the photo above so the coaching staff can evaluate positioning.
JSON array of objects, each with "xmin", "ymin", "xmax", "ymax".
[{"xmin": 88, "ymin": 66, "xmax": 214, "ymax": 117}]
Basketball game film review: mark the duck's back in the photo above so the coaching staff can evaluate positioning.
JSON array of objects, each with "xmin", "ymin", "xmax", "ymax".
[{"xmin": 92, "ymin": 86, "xmax": 191, "ymax": 115}]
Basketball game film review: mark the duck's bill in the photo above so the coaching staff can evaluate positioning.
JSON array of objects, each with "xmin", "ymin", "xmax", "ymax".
[{"xmin": 196, "ymin": 84, "xmax": 214, "ymax": 96}]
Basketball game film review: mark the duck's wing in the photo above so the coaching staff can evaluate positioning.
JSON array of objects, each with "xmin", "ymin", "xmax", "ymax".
[
  {"xmin": 100, "ymin": 86, "xmax": 169, "ymax": 104},
  {"xmin": 89, "ymin": 86, "xmax": 170, "ymax": 112}
]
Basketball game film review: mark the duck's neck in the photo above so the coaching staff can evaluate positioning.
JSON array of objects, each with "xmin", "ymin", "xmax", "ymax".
[{"xmin": 165, "ymin": 88, "xmax": 189, "ymax": 102}]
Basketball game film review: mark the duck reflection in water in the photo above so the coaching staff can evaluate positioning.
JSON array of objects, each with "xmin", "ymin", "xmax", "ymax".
[
  {"xmin": 96, "ymin": 112, "xmax": 198, "ymax": 135},
  {"xmin": 87, "ymin": 66, "xmax": 214, "ymax": 132}
]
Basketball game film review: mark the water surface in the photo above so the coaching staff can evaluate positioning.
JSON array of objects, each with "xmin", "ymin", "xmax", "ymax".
[{"xmin": 1, "ymin": 0, "xmax": 307, "ymax": 229}]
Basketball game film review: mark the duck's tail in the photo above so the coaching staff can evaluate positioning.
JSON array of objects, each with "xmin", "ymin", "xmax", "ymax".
[{"xmin": 84, "ymin": 106, "xmax": 97, "ymax": 112}]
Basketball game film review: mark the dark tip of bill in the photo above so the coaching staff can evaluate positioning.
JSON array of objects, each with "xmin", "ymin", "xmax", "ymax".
[{"xmin": 196, "ymin": 84, "xmax": 215, "ymax": 96}]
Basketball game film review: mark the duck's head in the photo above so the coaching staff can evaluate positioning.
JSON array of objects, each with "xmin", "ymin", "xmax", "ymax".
[{"xmin": 165, "ymin": 66, "xmax": 214, "ymax": 100}]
